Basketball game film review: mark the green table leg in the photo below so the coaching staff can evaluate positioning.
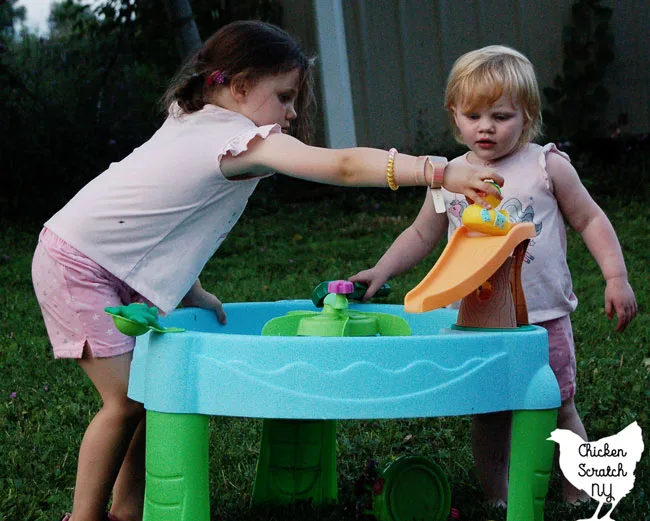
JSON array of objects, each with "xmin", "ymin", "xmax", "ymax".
[
  {"xmin": 143, "ymin": 411, "xmax": 210, "ymax": 521},
  {"xmin": 507, "ymin": 409, "xmax": 558, "ymax": 521},
  {"xmin": 252, "ymin": 419, "xmax": 338, "ymax": 505}
]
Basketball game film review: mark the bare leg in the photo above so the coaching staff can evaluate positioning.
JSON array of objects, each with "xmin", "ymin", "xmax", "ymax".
[
  {"xmin": 69, "ymin": 346, "xmax": 145, "ymax": 521},
  {"xmin": 471, "ymin": 410, "xmax": 512, "ymax": 505},
  {"xmin": 110, "ymin": 418, "xmax": 146, "ymax": 521},
  {"xmin": 557, "ymin": 397, "xmax": 590, "ymax": 503}
]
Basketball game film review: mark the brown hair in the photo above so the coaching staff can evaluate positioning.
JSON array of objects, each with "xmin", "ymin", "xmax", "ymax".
[
  {"xmin": 161, "ymin": 20, "xmax": 315, "ymax": 143},
  {"xmin": 444, "ymin": 45, "xmax": 542, "ymax": 146}
]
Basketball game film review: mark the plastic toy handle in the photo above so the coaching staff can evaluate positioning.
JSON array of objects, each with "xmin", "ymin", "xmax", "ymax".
[
  {"xmin": 328, "ymin": 280, "xmax": 354, "ymax": 294},
  {"xmin": 311, "ymin": 281, "xmax": 392, "ymax": 307},
  {"xmin": 349, "ymin": 282, "xmax": 391, "ymax": 301}
]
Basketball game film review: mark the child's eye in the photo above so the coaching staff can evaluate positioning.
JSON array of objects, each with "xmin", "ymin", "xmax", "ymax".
[{"xmin": 494, "ymin": 114, "xmax": 512, "ymax": 121}]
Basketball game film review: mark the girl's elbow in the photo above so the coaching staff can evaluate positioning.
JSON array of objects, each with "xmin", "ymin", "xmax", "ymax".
[{"xmin": 337, "ymin": 153, "xmax": 358, "ymax": 185}]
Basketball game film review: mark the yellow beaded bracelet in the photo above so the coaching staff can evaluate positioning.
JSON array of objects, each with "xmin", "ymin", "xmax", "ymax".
[{"xmin": 386, "ymin": 148, "xmax": 398, "ymax": 190}]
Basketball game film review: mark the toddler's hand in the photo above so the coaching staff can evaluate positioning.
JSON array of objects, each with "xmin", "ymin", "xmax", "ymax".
[
  {"xmin": 348, "ymin": 268, "xmax": 388, "ymax": 300},
  {"xmin": 443, "ymin": 163, "xmax": 504, "ymax": 208},
  {"xmin": 182, "ymin": 281, "xmax": 227, "ymax": 324},
  {"xmin": 604, "ymin": 277, "xmax": 637, "ymax": 332}
]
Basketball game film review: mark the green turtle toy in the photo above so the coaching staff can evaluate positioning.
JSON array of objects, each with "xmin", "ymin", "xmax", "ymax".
[{"xmin": 105, "ymin": 303, "xmax": 185, "ymax": 336}]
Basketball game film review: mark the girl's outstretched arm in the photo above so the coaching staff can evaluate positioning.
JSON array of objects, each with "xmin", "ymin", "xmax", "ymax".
[
  {"xmin": 221, "ymin": 133, "xmax": 503, "ymax": 207},
  {"xmin": 548, "ymin": 153, "xmax": 637, "ymax": 331}
]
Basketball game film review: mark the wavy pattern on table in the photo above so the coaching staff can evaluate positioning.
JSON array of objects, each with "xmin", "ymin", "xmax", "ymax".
[{"xmin": 197, "ymin": 352, "xmax": 506, "ymax": 401}]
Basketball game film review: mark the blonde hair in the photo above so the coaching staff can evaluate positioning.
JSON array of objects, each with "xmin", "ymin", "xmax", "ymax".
[{"xmin": 444, "ymin": 45, "xmax": 542, "ymax": 145}]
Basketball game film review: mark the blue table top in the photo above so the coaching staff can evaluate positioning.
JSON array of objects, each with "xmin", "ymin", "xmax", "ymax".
[{"xmin": 128, "ymin": 301, "xmax": 561, "ymax": 419}]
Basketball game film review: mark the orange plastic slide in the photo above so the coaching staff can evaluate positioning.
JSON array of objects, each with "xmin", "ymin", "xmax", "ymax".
[{"xmin": 404, "ymin": 223, "xmax": 536, "ymax": 313}]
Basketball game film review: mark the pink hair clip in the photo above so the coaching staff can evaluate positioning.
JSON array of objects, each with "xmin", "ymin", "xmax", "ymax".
[{"xmin": 206, "ymin": 70, "xmax": 226, "ymax": 85}]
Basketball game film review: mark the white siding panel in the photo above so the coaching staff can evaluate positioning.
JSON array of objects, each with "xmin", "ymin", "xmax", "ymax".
[
  {"xmin": 395, "ymin": 0, "xmax": 448, "ymax": 150},
  {"xmin": 437, "ymin": 0, "xmax": 481, "ymax": 75},
  {"xmin": 516, "ymin": 0, "xmax": 568, "ymax": 107},
  {"xmin": 476, "ymin": 0, "xmax": 523, "ymax": 48},
  {"xmin": 313, "ymin": 0, "xmax": 358, "ymax": 148},
  {"xmin": 344, "ymin": 2, "xmax": 413, "ymax": 148}
]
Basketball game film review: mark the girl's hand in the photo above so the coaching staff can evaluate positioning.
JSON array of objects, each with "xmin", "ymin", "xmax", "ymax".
[
  {"xmin": 443, "ymin": 163, "xmax": 504, "ymax": 208},
  {"xmin": 348, "ymin": 268, "xmax": 389, "ymax": 300},
  {"xmin": 181, "ymin": 280, "xmax": 227, "ymax": 324},
  {"xmin": 604, "ymin": 277, "xmax": 637, "ymax": 332}
]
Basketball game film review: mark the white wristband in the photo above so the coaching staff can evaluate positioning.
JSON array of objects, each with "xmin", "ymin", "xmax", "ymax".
[{"xmin": 427, "ymin": 156, "xmax": 448, "ymax": 213}]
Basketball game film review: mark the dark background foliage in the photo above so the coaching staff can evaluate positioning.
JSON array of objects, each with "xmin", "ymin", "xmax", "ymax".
[{"xmin": 0, "ymin": 0, "xmax": 283, "ymax": 220}]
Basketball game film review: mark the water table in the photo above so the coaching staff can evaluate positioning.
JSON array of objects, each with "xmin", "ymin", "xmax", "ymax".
[
  {"xmin": 121, "ymin": 217, "xmax": 561, "ymax": 521},
  {"xmin": 126, "ymin": 299, "xmax": 559, "ymax": 521}
]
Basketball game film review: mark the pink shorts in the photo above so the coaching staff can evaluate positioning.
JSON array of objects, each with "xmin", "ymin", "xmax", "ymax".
[
  {"xmin": 31, "ymin": 228, "xmax": 148, "ymax": 359},
  {"xmin": 537, "ymin": 314, "xmax": 577, "ymax": 402}
]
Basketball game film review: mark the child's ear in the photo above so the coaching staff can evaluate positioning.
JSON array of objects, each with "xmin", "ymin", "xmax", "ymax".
[
  {"xmin": 229, "ymin": 73, "xmax": 248, "ymax": 102},
  {"xmin": 451, "ymin": 107, "xmax": 460, "ymax": 128}
]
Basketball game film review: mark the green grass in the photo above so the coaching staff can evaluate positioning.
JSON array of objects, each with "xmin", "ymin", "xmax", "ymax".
[{"xmin": 1, "ymin": 186, "xmax": 648, "ymax": 521}]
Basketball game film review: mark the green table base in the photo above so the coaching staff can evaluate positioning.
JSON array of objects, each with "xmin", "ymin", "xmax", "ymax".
[
  {"xmin": 252, "ymin": 419, "xmax": 337, "ymax": 505},
  {"xmin": 142, "ymin": 408, "xmax": 557, "ymax": 521},
  {"xmin": 143, "ymin": 412, "xmax": 209, "ymax": 521},
  {"xmin": 507, "ymin": 409, "xmax": 558, "ymax": 521}
]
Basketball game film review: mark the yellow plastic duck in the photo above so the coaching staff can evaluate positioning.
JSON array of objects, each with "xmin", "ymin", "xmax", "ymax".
[{"xmin": 461, "ymin": 180, "xmax": 512, "ymax": 236}]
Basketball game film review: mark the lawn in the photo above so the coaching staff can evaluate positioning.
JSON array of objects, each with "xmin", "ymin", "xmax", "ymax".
[{"xmin": 1, "ymin": 182, "xmax": 648, "ymax": 521}]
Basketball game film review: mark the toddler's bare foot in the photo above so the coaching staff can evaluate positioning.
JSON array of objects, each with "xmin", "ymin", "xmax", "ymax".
[
  {"xmin": 564, "ymin": 491, "xmax": 591, "ymax": 505},
  {"xmin": 486, "ymin": 498, "xmax": 507, "ymax": 508}
]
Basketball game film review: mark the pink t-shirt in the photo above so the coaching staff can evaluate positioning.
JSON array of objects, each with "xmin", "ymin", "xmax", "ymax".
[
  {"xmin": 46, "ymin": 104, "xmax": 280, "ymax": 313},
  {"xmin": 442, "ymin": 143, "xmax": 578, "ymax": 323}
]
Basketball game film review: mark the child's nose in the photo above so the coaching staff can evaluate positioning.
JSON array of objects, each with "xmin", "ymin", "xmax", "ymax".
[
  {"xmin": 286, "ymin": 104, "xmax": 297, "ymax": 120},
  {"xmin": 479, "ymin": 118, "xmax": 495, "ymax": 132}
]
